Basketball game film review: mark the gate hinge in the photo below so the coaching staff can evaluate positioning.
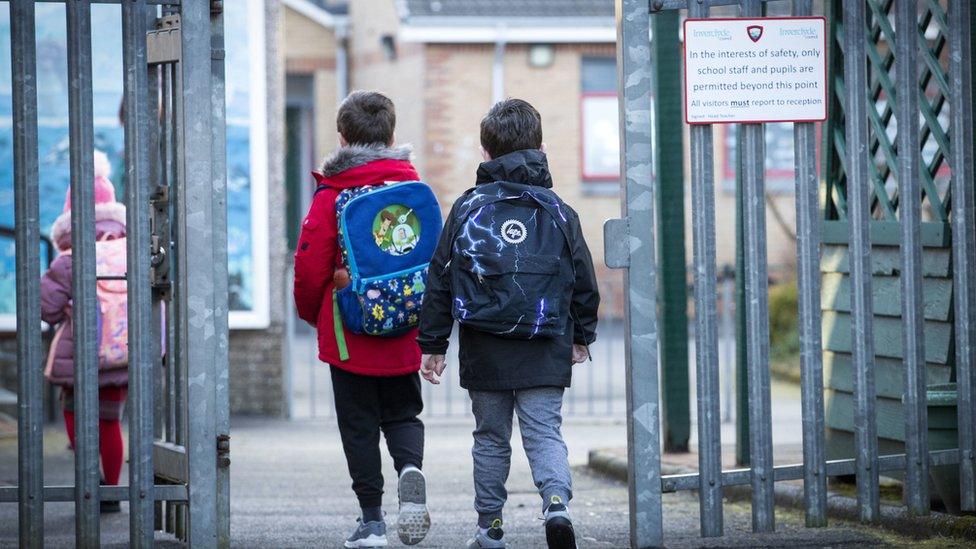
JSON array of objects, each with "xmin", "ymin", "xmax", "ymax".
[
  {"xmin": 217, "ymin": 434, "xmax": 231, "ymax": 469},
  {"xmin": 148, "ymin": 15, "xmax": 181, "ymax": 65},
  {"xmin": 604, "ymin": 218, "xmax": 632, "ymax": 269}
]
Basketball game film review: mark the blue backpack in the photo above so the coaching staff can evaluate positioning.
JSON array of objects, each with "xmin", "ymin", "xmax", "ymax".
[{"xmin": 332, "ymin": 181, "xmax": 442, "ymax": 354}]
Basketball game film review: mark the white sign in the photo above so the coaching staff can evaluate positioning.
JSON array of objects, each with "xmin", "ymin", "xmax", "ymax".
[{"xmin": 683, "ymin": 17, "xmax": 827, "ymax": 124}]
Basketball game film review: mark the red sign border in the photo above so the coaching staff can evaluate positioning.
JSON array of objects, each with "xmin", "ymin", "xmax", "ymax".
[{"xmin": 682, "ymin": 16, "xmax": 829, "ymax": 126}]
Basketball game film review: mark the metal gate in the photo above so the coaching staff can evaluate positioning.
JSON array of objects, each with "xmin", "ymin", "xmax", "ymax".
[
  {"xmin": 4, "ymin": 0, "xmax": 230, "ymax": 547},
  {"xmin": 606, "ymin": 0, "xmax": 976, "ymax": 547}
]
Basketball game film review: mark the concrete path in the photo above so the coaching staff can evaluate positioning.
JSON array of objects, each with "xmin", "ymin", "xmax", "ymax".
[{"xmin": 0, "ymin": 416, "xmax": 966, "ymax": 547}]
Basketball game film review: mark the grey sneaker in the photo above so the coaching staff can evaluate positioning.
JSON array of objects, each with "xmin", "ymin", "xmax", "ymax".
[
  {"xmin": 466, "ymin": 519, "xmax": 506, "ymax": 548},
  {"xmin": 543, "ymin": 496, "xmax": 576, "ymax": 549},
  {"xmin": 343, "ymin": 518, "xmax": 387, "ymax": 548},
  {"xmin": 397, "ymin": 466, "xmax": 430, "ymax": 545}
]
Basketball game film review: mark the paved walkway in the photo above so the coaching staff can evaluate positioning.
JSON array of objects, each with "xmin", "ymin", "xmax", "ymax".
[{"xmin": 1, "ymin": 416, "xmax": 967, "ymax": 547}]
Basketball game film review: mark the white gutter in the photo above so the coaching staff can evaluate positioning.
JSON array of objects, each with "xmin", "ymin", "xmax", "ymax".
[
  {"xmin": 336, "ymin": 21, "xmax": 349, "ymax": 102},
  {"xmin": 492, "ymin": 32, "xmax": 506, "ymax": 104},
  {"xmin": 283, "ymin": 0, "xmax": 338, "ymax": 28},
  {"xmin": 399, "ymin": 25, "xmax": 616, "ymax": 43}
]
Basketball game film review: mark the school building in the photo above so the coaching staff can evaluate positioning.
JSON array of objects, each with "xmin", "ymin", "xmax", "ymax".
[{"xmin": 0, "ymin": 0, "xmax": 803, "ymax": 419}]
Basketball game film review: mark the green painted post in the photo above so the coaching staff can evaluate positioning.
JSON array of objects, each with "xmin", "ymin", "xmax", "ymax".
[
  {"xmin": 652, "ymin": 10, "xmax": 690, "ymax": 453},
  {"xmin": 735, "ymin": 128, "xmax": 751, "ymax": 466}
]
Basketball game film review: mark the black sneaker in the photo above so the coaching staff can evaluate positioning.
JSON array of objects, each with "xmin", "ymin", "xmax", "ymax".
[
  {"xmin": 100, "ymin": 500, "xmax": 121, "ymax": 514},
  {"xmin": 543, "ymin": 496, "xmax": 576, "ymax": 549}
]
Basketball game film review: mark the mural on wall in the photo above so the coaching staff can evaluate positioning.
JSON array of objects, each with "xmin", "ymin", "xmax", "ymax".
[{"xmin": 0, "ymin": 0, "xmax": 269, "ymax": 329}]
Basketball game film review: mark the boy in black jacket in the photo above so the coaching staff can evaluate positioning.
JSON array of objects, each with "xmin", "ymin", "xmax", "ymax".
[{"xmin": 417, "ymin": 99, "xmax": 599, "ymax": 549}]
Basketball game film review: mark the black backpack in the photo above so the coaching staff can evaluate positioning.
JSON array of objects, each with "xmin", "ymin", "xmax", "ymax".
[{"xmin": 448, "ymin": 181, "xmax": 576, "ymax": 339}]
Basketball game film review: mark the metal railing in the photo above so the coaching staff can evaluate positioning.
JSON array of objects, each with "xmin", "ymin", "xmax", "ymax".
[
  {"xmin": 607, "ymin": 0, "xmax": 976, "ymax": 547},
  {"xmin": 3, "ymin": 1, "xmax": 229, "ymax": 547},
  {"xmin": 288, "ymin": 277, "xmax": 641, "ymax": 420}
]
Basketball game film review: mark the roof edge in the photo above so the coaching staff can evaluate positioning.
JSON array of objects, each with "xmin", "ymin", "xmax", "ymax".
[{"xmin": 283, "ymin": 0, "xmax": 347, "ymax": 29}]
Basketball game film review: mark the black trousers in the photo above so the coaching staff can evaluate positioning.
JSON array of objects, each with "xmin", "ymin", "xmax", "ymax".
[{"xmin": 330, "ymin": 366, "xmax": 425, "ymax": 508}]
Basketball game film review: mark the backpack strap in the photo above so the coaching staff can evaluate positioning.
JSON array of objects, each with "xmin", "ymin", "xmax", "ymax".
[{"xmin": 332, "ymin": 289, "xmax": 350, "ymax": 361}]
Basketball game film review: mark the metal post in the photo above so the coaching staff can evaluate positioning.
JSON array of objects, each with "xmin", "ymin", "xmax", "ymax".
[
  {"xmin": 122, "ymin": 0, "xmax": 156, "ymax": 544},
  {"xmin": 652, "ymin": 8, "xmax": 691, "ymax": 453},
  {"xmin": 738, "ymin": 0, "xmax": 775, "ymax": 534},
  {"xmin": 791, "ymin": 0, "xmax": 828, "ymax": 528},
  {"xmin": 734, "ymin": 128, "xmax": 750, "ymax": 466},
  {"xmin": 894, "ymin": 0, "xmax": 929, "ymax": 517},
  {"xmin": 685, "ymin": 0, "xmax": 723, "ymax": 536},
  {"xmin": 66, "ymin": 1, "xmax": 101, "ymax": 544},
  {"xmin": 948, "ymin": 0, "xmax": 976, "ymax": 513},
  {"xmin": 178, "ymin": 1, "xmax": 219, "ymax": 543},
  {"xmin": 210, "ymin": 2, "xmax": 232, "ymax": 544},
  {"xmin": 842, "ymin": 0, "xmax": 880, "ymax": 523},
  {"xmin": 609, "ymin": 0, "xmax": 663, "ymax": 545},
  {"xmin": 721, "ymin": 274, "xmax": 734, "ymax": 425},
  {"xmin": 11, "ymin": 0, "xmax": 44, "ymax": 544}
]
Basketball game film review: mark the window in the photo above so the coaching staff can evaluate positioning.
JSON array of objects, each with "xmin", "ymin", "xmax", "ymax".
[
  {"xmin": 720, "ymin": 123, "xmax": 823, "ymax": 194},
  {"xmin": 580, "ymin": 57, "xmax": 619, "ymax": 184}
]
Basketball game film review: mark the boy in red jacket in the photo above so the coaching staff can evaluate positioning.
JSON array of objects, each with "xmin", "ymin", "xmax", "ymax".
[{"xmin": 294, "ymin": 91, "xmax": 430, "ymax": 548}]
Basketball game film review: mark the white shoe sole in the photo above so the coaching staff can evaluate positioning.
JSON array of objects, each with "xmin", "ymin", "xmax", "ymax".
[
  {"xmin": 343, "ymin": 533, "xmax": 387, "ymax": 548},
  {"xmin": 397, "ymin": 468, "xmax": 430, "ymax": 545}
]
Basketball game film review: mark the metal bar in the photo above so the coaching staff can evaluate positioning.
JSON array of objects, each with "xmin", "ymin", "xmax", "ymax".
[
  {"xmin": 894, "ymin": 0, "xmax": 929, "ymax": 517},
  {"xmin": 721, "ymin": 274, "xmax": 734, "ymax": 425},
  {"xmin": 686, "ymin": 0, "xmax": 722, "ymax": 538},
  {"xmin": 0, "ymin": 485, "xmax": 188, "ymax": 502},
  {"xmin": 36, "ymin": 0, "xmax": 181, "ymax": 3},
  {"xmin": 178, "ymin": 0, "xmax": 219, "ymax": 543},
  {"xmin": 615, "ymin": 0, "xmax": 663, "ymax": 546},
  {"xmin": 842, "ymin": 0, "xmax": 880, "ymax": 523},
  {"xmin": 171, "ymin": 59, "xmax": 186, "ymax": 449},
  {"xmin": 10, "ymin": 0, "xmax": 44, "ymax": 544},
  {"xmin": 948, "ymin": 0, "xmax": 976, "ymax": 512},
  {"xmin": 210, "ymin": 3, "xmax": 231, "ymax": 544},
  {"xmin": 734, "ymin": 127, "xmax": 750, "ymax": 466},
  {"xmin": 661, "ymin": 449, "xmax": 962, "ymax": 493},
  {"xmin": 652, "ymin": 8, "xmax": 691, "ymax": 454},
  {"xmin": 649, "ymin": 0, "xmax": 771, "ymax": 11},
  {"xmin": 122, "ymin": 1, "xmax": 156, "ymax": 543},
  {"xmin": 739, "ymin": 0, "xmax": 775, "ymax": 533},
  {"xmin": 605, "ymin": 285, "xmax": 613, "ymax": 415},
  {"xmin": 791, "ymin": 0, "xmax": 827, "ymax": 529},
  {"xmin": 66, "ymin": 1, "xmax": 101, "ymax": 543}
]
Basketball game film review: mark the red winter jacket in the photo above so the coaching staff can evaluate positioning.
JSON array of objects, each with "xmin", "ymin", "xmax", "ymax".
[{"xmin": 294, "ymin": 145, "xmax": 422, "ymax": 376}]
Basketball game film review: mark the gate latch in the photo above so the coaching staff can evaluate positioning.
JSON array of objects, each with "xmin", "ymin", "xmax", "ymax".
[
  {"xmin": 217, "ymin": 434, "xmax": 231, "ymax": 469},
  {"xmin": 603, "ymin": 218, "xmax": 631, "ymax": 269}
]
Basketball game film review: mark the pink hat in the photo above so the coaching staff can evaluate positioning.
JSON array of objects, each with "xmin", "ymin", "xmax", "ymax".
[{"xmin": 62, "ymin": 150, "xmax": 117, "ymax": 211}]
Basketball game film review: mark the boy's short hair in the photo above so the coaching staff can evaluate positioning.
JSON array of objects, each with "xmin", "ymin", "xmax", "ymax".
[
  {"xmin": 480, "ymin": 99, "xmax": 543, "ymax": 159},
  {"xmin": 337, "ymin": 91, "xmax": 396, "ymax": 146}
]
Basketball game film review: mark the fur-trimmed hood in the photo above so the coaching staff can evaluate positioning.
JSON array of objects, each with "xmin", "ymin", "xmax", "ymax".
[
  {"xmin": 50, "ymin": 201, "xmax": 127, "ymax": 251},
  {"xmin": 318, "ymin": 144, "xmax": 413, "ymax": 178}
]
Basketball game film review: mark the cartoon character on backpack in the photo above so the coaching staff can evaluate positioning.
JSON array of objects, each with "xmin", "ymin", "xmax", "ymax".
[{"xmin": 333, "ymin": 181, "xmax": 443, "ymax": 338}]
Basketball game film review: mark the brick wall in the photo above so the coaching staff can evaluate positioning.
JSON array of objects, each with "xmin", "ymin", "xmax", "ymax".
[
  {"xmin": 421, "ymin": 42, "xmax": 625, "ymax": 300},
  {"xmin": 348, "ymin": 0, "xmax": 427, "ymax": 174},
  {"xmin": 283, "ymin": 5, "xmax": 340, "ymax": 161}
]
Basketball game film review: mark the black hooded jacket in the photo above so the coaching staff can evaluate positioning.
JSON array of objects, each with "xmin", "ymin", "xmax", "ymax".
[{"xmin": 417, "ymin": 149, "xmax": 600, "ymax": 391}]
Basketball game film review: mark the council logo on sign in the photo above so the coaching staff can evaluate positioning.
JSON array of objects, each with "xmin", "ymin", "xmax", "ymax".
[{"xmin": 747, "ymin": 25, "xmax": 764, "ymax": 42}]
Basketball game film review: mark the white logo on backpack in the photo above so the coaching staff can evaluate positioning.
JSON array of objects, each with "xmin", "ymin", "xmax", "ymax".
[{"xmin": 500, "ymin": 219, "xmax": 527, "ymax": 245}]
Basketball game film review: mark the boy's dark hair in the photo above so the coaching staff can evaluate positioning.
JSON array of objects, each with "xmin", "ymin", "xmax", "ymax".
[
  {"xmin": 337, "ymin": 91, "xmax": 396, "ymax": 146},
  {"xmin": 480, "ymin": 99, "xmax": 543, "ymax": 159}
]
